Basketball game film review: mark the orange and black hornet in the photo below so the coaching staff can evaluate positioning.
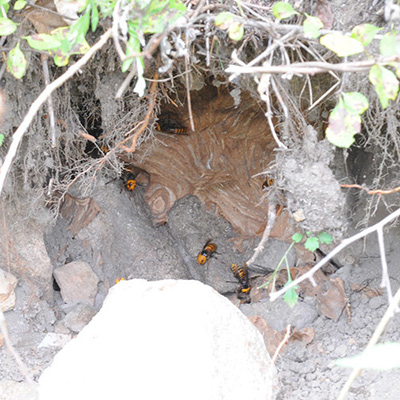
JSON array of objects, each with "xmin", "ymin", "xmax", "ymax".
[
  {"xmin": 231, "ymin": 263, "xmax": 251, "ymax": 294},
  {"xmin": 262, "ymin": 177, "xmax": 274, "ymax": 191},
  {"xmin": 197, "ymin": 240, "xmax": 217, "ymax": 265},
  {"xmin": 122, "ymin": 166, "xmax": 137, "ymax": 192}
]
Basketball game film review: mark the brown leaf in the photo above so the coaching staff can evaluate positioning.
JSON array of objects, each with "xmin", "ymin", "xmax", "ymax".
[
  {"xmin": 316, "ymin": 0, "xmax": 334, "ymax": 30},
  {"xmin": 60, "ymin": 194, "xmax": 101, "ymax": 236},
  {"xmin": 316, "ymin": 277, "xmax": 348, "ymax": 321},
  {"xmin": 249, "ymin": 315, "xmax": 286, "ymax": 357},
  {"xmin": 290, "ymin": 327, "xmax": 315, "ymax": 345}
]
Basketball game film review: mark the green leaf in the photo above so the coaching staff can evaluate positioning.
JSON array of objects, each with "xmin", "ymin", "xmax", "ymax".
[
  {"xmin": 317, "ymin": 232, "xmax": 333, "ymax": 245},
  {"xmin": 305, "ymin": 237, "xmax": 320, "ymax": 252},
  {"xmin": 122, "ymin": 31, "xmax": 141, "ymax": 73},
  {"xmin": 292, "ymin": 233, "xmax": 304, "ymax": 243},
  {"xmin": 14, "ymin": 0, "xmax": 26, "ymax": 10},
  {"xmin": 142, "ymin": 0, "xmax": 186, "ymax": 34},
  {"xmin": 369, "ymin": 65, "xmax": 399, "ymax": 109},
  {"xmin": 320, "ymin": 34, "xmax": 364, "ymax": 57},
  {"xmin": 228, "ymin": 21, "xmax": 244, "ymax": 41},
  {"xmin": 68, "ymin": 10, "xmax": 90, "ymax": 45},
  {"xmin": 24, "ymin": 34, "xmax": 62, "ymax": 51},
  {"xmin": 91, "ymin": 3, "xmax": 99, "ymax": 32},
  {"xmin": 283, "ymin": 277, "xmax": 298, "ymax": 308},
  {"xmin": 0, "ymin": 0, "xmax": 10, "ymax": 6},
  {"xmin": 7, "ymin": 42, "xmax": 27, "ymax": 79},
  {"xmin": 379, "ymin": 31, "xmax": 400, "ymax": 57},
  {"xmin": 272, "ymin": 2, "xmax": 299, "ymax": 20},
  {"xmin": 351, "ymin": 23, "xmax": 382, "ymax": 47},
  {"xmin": 335, "ymin": 343, "xmax": 400, "ymax": 370},
  {"xmin": 0, "ymin": 17, "xmax": 17, "ymax": 36},
  {"xmin": 215, "ymin": 12, "xmax": 235, "ymax": 29},
  {"xmin": 341, "ymin": 92, "xmax": 369, "ymax": 115},
  {"xmin": 0, "ymin": 134, "xmax": 4, "ymax": 147},
  {"xmin": 303, "ymin": 14, "xmax": 324, "ymax": 39},
  {"xmin": 325, "ymin": 97, "xmax": 361, "ymax": 148}
]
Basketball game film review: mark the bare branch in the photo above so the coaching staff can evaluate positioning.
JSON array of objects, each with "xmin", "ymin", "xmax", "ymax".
[{"xmin": 227, "ymin": 56, "xmax": 400, "ymax": 76}]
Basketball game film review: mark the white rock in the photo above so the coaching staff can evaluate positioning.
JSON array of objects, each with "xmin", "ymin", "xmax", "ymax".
[
  {"xmin": 38, "ymin": 279, "xmax": 279, "ymax": 400},
  {"xmin": 38, "ymin": 333, "xmax": 72, "ymax": 349}
]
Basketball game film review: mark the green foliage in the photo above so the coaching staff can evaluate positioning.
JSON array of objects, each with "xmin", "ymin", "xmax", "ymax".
[
  {"xmin": 335, "ymin": 342, "xmax": 400, "ymax": 370},
  {"xmin": 7, "ymin": 42, "xmax": 27, "ymax": 79},
  {"xmin": 8, "ymin": 0, "xmax": 186, "ymax": 96},
  {"xmin": 293, "ymin": 231, "xmax": 333, "ymax": 252},
  {"xmin": 292, "ymin": 232, "xmax": 304, "ymax": 243},
  {"xmin": 325, "ymin": 93, "xmax": 369, "ymax": 148},
  {"xmin": 283, "ymin": 274, "xmax": 298, "ymax": 308},
  {"xmin": 351, "ymin": 23, "xmax": 382, "ymax": 47},
  {"xmin": 369, "ymin": 65, "xmax": 399, "ymax": 109},
  {"xmin": 272, "ymin": 2, "xmax": 299, "ymax": 20},
  {"xmin": 320, "ymin": 34, "xmax": 364, "ymax": 57},
  {"xmin": 0, "ymin": 134, "xmax": 4, "ymax": 147},
  {"xmin": 14, "ymin": 0, "xmax": 26, "ymax": 10},
  {"xmin": 0, "ymin": 17, "xmax": 17, "ymax": 36},
  {"xmin": 215, "ymin": 12, "xmax": 244, "ymax": 41},
  {"xmin": 258, "ymin": 241, "xmax": 299, "ymax": 307},
  {"xmin": 303, "ymin": 14, "xmax": 323, "ymax": 39}
]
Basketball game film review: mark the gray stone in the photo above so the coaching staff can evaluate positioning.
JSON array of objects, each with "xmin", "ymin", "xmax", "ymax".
[
  {"xmin": 38, "ymin": 279, "xmax": 279, "ymax": 400},
  {"xmin": 53, "ymin": 261, "xmax": 99, "ymax": 305},
  {"xmin": 241, "ymin": 298, "xmax": 319, "ymax": 331},
  {"xmin": 0, "ymin": 212, "xmax": 53, "ymax": 301},
  {"xmin": 63, "ymin": 303, "xmax": 97, "ymax": 333}
]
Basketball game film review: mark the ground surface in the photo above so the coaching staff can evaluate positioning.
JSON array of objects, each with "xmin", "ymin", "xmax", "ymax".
[{"xmin": 1, "ymin": 179, "xmax": 400, "ymax": 399}]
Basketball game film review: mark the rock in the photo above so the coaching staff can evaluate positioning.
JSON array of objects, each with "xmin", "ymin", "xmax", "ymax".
[
  {"xmin": 0, "ymin": 269, "xmax": 18, "ymax": 312},
  {"xmin": 0, "ymin": 380, "xmax": 39, "ymax": 400},
  {"xmin": 241, "ymin": 298, "xmax": 319, "ymax": 331},
  {"xmin": 38, "ymin": 279, "xmax": 279, "ymax": 400},
  {"xmin": 53, "ymin": 261, "xmax": 99, "ymax": 305},
  {"xmin": 63, "ymin": 303, "xmax": 97, "ymax": 333},
  {"xmin": 38, "ymin": 333, "xmax": 72, "ymax": 349},
  {"xmin": 0, "ymin": 213, "xmax": 53, "ymax": 301}
]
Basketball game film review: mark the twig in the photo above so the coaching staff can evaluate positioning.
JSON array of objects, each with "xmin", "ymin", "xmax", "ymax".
[
  {"xmin": 0, "ymin": 28, "xmax": 113, "ymax": 197},
  {"xmin": 115, "ymin": 65, "xmax": 137, "ymax": 99},
  {"xmin": 272, "ymin": 324, "xmax": 292, "ymax": 364},
  {"xmin": 41, "ymin": 55, "xmax": 57, "ymax": 147},
  {"xmin": 377, "ymin": 226, "xmax": 394, "ymax": 306},
  {"xmin": 341, "ymin": 183, "xmax": 400, "ymax": 195},
  {"xmin": 112, "ymin": 0, "xmax": 126, "ymax": 61},
  {"xmin": 337, "ymin": 286, "xmax": 400, "ymax": 400},
  {"xmin": 226, "ymin": 56, "xmax": 400, "ymax": 76},
  {"xmin": 257, "ymin": 70, "xmax": 288, "ymax": 149},
  {"xmin": 270, "ymin": 205, "xmax": 400, "ymax": 301},
  {"xmin": 247, "ymin": 199, "xmax": 277, "ymax": 266},
  {"xmin": 120, "ymin": 69, "xmax": 159, "ymax": 153},
  {"xmin": 184, "ymin": 33, "xmax": 195, "ymax": 132}
]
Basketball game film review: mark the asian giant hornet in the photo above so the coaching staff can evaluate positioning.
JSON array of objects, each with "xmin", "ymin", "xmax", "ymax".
[
  {"xmin": 231, "ymin": 263, "xmax": 251, "ymax": 294},
  {"xmin": 155, "ymin": 113, "xmax": 188, "ymax": 135},
  {"xmin": 197, "ymin": 240, "xmax": 217, "ymax": 265},
  {"xmin": 122, "ymin": 166, "xmax": 137, "ymax": 192},
  {"xmin": 262, "ymin": 177, "xmax": 275, "ymax": 191}
]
